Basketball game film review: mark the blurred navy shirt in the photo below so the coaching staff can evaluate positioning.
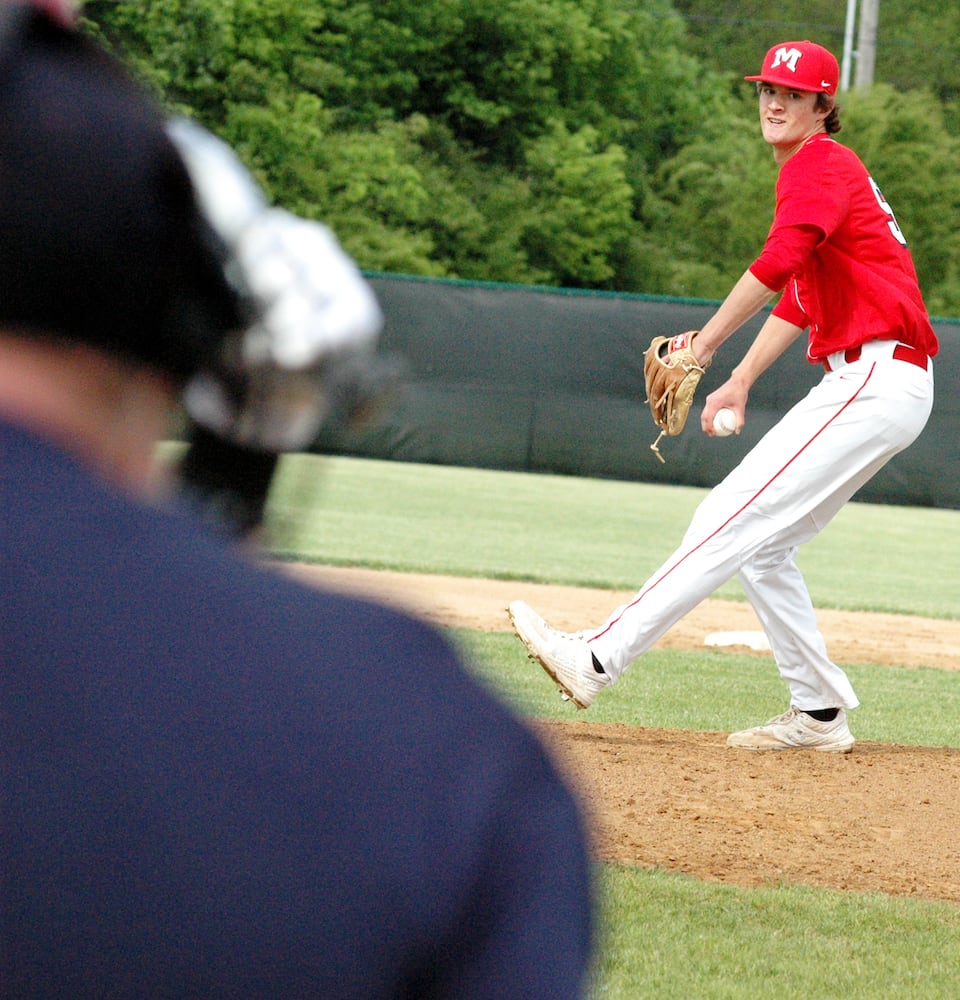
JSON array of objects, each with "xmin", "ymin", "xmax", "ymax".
[{"xmin": 0, "ymin": 420, "xmax": 594, "ymax": 998}]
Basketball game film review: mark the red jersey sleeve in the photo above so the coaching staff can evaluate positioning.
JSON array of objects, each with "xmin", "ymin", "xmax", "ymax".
[
  {"xmin": 749, "ymin": 224, "xmax": 825, "ymax": 292},
  {"xmin": 770, "ymin": 279, "xmax": 809, "ymax": 329}
]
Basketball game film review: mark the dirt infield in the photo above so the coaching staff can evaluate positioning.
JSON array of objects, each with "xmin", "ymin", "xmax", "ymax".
[{"xmin": 286, "ymin": 564, "xmax": 960, "ymax": 904}]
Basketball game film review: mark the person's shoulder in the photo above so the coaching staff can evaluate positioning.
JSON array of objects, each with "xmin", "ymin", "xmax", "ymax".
[
  {"xmin": 794, "ymin": 135, "xmax": 865, "ymax": 173},
  {"xmin": 173, "ymin": 540, "xmax": 531, "ymax": 736},
  {"xmin": 779, "ymin": 136, "xmax": 866, "ymax": 193},
  {"xmin": 1, "ymin": 420, "xmax": 541, "ymax": 760}
]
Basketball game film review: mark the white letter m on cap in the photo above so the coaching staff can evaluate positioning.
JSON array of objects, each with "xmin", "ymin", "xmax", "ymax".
[{"xmin": 771, "ymin": 47, "xmax": 803, "ymax": 72}]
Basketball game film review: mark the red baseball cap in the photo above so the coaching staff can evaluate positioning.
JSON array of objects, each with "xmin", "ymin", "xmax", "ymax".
[{"xmin": 744, "ymin": 41, "xmax": 840, "ymax": 97}]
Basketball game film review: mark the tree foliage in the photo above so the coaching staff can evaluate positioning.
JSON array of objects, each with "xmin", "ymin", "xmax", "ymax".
[
  {"xmin": 82, "ymin": 0, "xmax": 960, "ymax": 314},
  {"xmin": 675, "ymin": 0, "xmax": 960, "ymax": 110}
]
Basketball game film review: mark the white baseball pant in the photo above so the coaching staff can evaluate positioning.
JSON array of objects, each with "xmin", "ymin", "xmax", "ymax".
[{"xmin": 585, "ymin": 339, "xmax": 934, "ymax": 711}]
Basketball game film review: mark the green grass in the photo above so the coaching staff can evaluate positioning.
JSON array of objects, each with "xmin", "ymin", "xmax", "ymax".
[
  {"xmin": 265, "ymin": 454, "xmax": 960, "ymax": 618},
  {"xmin": 591, "ymin": 868, "xmax": 960, "ymax": 1000},
  {"xmin": 258, "ymin": 453, "xmax": 960, "ymax": 998},
  {"xmin": 455, "ymin": 631, "xmax": 960, "ymax": 750}
]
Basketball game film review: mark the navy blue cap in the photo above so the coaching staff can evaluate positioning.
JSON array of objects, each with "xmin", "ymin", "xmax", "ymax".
[{"xmin": 0, "ymin": 8, "xmax": 244, "ymax": 380}]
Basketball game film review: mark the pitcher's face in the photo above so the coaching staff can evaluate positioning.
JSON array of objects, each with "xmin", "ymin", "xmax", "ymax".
[{"xmin": 757, "ymin": 84, "xmax": 828, "ymax": 162}]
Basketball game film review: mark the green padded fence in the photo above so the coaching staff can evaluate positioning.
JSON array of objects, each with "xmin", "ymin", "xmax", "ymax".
[{"xmin": 314, "ymin": 273, "xmax": 960, "ymax": 510}]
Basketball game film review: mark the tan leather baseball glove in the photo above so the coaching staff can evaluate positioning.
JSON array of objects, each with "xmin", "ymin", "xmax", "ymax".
[{"xmin": 643, "ymin": 330, "xmax": 709, "ymax": 462}]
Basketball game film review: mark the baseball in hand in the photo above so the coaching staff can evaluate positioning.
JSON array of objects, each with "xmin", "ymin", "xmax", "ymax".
[{"xmin": 712, "ymin": 408, "xmax": 738, "ymax": 437}]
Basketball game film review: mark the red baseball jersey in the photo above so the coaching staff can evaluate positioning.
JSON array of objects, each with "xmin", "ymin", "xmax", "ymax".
[{"xmin": 749, "ymin": 133, "xmax": 938, "ymax": 361}]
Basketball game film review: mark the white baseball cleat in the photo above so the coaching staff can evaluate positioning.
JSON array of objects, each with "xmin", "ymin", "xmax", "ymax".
[
  {"xmin": 726, "ymin": 706, "xmax": 855, "ymax": 753},
  {"xmin": 508, "ymin": 600, "xmax": 610, "ymax": 709}
]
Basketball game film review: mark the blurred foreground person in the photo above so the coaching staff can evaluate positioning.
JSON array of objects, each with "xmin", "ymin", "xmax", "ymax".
[{"xmin": 0, "ymin": 5, "xmax": 594, "ymax": 996}]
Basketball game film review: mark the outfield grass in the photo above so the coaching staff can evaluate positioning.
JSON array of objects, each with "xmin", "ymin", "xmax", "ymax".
[
  {"xmin": 263, "ymin": 454, "xmax": 960, "ymax": 999},
  {"xmin": 266, "ymin": 454, "xmax": 960, "ymax": 618}
]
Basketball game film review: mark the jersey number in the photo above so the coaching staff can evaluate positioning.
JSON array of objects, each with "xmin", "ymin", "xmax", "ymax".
[{"xmin": 869, "ymin": 177, "xmax": 907, "ymax": 246}]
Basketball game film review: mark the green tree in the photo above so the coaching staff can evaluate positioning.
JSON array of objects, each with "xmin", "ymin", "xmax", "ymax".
[
  {"xmin": 83, "ymin": 0, "xmax": 724, "ymax": 291},
  {"xmin": 392, "ymin": 120, "xmax": 553, "ymax": 284},
  {"xmin": 83, "ymin": 0, "xmax": 238, "ymax": 115},
  {"xmin": 80, "ymin": 0, "xmax": 960, "ymax": 311},
  {"xmin": 520, "ymin": 121, "xmax": 635, "ymax": 286},
  {"xmin": 674, "ymin": 0, "xmax": 960, "ymax": 117},
  {"xmin": 633, "ymin": 89, "xmax": 777, "ymax": 299},
  {"xmin": 224, "ymin": 99, "xmax": 445, "ymax": 276},
  {"xmin": 671, "ymin": 0, "xmax": 847, "ymax": 81}
]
